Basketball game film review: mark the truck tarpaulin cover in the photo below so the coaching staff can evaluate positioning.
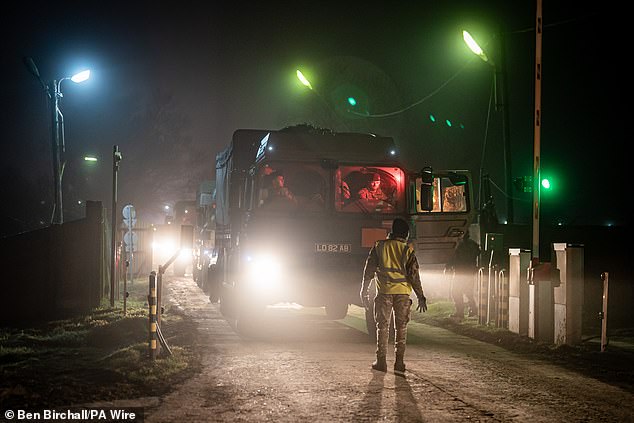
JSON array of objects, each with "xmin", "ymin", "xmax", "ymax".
[{"xmin": 215, "ymin": 130, "xmax": 269, "ymax": 226}]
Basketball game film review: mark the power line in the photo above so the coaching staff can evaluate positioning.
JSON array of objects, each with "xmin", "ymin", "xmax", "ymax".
[{"xmin": 349, "ymin": 56, "xmax": 478, "ymax": 119}]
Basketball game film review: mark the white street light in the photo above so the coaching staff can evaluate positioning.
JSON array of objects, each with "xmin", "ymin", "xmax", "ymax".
[{"xmin": 71, "ymin": 70, "xmax": 91, "ymax": 83}]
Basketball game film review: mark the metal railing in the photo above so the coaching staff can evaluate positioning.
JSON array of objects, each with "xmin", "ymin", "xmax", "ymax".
[{"xmin": 477, "ymin": 260, "xmax": 508, "ymax": 328}]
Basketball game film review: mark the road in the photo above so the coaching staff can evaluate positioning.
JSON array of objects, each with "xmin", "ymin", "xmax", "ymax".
[{"xmin": 146, "ymin": 276, "xmax": 634, "ymax": 422}]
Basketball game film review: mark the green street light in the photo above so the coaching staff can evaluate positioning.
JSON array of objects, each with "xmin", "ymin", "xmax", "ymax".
[
  {"xmin": 84, "ymin": 155, "xmax": 98, "ymax": 162},
  {"xmin": 296, "ymin": 69, "xmax": 313, "ymax": 90},
  {"xmin": 462, "ymin": 30, "xmax": 490, "ymax": 63}
]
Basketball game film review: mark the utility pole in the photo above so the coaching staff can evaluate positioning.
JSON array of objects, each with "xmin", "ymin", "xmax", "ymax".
[
  {"xmin": 532, "ymin": 0, "xmax": 543, "ymax": 259},
  {"xmin": 110, "ymin": 145, "xmax": 122, "ymax": 307}
]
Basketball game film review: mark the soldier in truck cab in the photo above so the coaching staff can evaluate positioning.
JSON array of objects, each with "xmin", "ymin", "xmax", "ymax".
[
  {"xmin": 267, "ymin": 171, "xmax": 296, "ymax": 204},
  {"xmin": 358, "ymin": 173, "xmax": 388, "ymax": 201}
]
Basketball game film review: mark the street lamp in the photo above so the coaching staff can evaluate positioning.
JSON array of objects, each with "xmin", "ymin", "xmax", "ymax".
[
  {"xmin": 295, "ymin": 69, "xmax": 349, "ymax": 131},
  {"xmin": 463, "ymin": 30, "xmax": 514, "ymax": 224},
  {"xmin": 23, "ymin": 57, "xmax": 90, "ymax": 224},
  {"xmin": 296, "ymin": 70, "xmax": 313, "ymax": 90}
]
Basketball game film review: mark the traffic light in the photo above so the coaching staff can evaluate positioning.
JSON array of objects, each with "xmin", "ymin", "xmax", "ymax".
[
  {"xmin": 347, "ymin": 97, "xmax": 357, "ymax": 106},
  {"xmin": 513, "ymin": 176, "xmax": 553, "ymax": 192},
  {"xmin": 513, "ymin": 176, "xmax": 532, "ymax": 192}
]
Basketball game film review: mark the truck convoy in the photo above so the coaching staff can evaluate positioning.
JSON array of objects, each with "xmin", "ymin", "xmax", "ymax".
[{"xmin": 203, "ymin": 125, "xmax": 476, "ymax": 331}]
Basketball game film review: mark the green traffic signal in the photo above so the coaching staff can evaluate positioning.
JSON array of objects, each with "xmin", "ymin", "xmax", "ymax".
[
  {"xmin": 347, "ymin": 97, "xmax": 357, "ymax": 106},
  {"xmin": 541, "ymin": 178, "xmax": 551, "ymax": 190}
]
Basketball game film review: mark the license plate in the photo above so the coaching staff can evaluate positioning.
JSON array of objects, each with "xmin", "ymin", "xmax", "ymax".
[{"xmin": 315, "ymin": 243, "xmax": 352, "ymax": 253}]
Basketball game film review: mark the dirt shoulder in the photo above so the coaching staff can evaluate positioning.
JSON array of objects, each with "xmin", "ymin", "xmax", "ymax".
[{"xmin": 412, "ymin": 308, "xmax": 634, "ymax": 394}]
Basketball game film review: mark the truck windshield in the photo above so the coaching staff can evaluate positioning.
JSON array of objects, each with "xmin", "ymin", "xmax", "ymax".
[
  {"xmin": 256, "ymin": 163, "xmax": 326, "ymax": 211},
  {"xmin": 335, "ymin": 166, "xmax": 405, "ymax": 214}
]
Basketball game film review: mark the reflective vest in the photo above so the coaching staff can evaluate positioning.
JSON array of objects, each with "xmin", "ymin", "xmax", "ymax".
[{"xmin": 375, "ymin": 239, "xmax": 414, "ymax": 295}]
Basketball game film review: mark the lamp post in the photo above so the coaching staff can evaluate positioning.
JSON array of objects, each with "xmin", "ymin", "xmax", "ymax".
[
  {"xmin": 48, "ymin": 70, "xmax": 91, "ymax": 224},
  {"xmin": 111, "ymin": 145, "xmax": 122, "ymax": 308},
  {"xmin": 463, "ymin": 30, "xmax": 514, "ymax": 224},
  {"xmin": 23, "ymin": 57, "xmax": 90, "ymax": 225}
]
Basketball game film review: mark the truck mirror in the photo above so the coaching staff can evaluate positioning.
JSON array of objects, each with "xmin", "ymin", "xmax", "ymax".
[
  {"xmin": 180, "ymin": 224, "xmax": 194, "ymax": 249},
  {"xmin": 420, "ymin": 166, "xmax": 433, "ymax": 211}
]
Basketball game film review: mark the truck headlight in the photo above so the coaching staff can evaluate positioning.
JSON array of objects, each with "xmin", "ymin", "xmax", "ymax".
[
  {"xmin": 245, "ymin": 254, "xmax": 283, "ymax": 291},
  {"xmin": 178, "ymin": 248, "xmax": 193, "ymax": 263}
]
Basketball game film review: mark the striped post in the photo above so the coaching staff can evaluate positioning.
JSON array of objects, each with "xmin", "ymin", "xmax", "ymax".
[
  {"xmin": 148, "ymin": 271, "xmax": 158, "ymax": 359},
  {"xmin": 478, "ymin": 268, "xmax": 487, "ymax": 325},
  {"xmin": 497, "ymin": 270, "xmax": 509, "ymax": 328}
]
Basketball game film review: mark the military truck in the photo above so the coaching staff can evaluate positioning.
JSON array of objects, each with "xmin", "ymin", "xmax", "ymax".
[{"xmin": 208, "ymin": 125, "xmax": 476, "ymax": 332}]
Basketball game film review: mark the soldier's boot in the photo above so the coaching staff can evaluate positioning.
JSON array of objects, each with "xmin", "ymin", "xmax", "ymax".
[
  {"xmin": 394, "ymin": 353, "xmax": 406, "ymax": 376},
  {"xmin": 371, "ymin": 356, "xmax": 387, "ymax": 372}
]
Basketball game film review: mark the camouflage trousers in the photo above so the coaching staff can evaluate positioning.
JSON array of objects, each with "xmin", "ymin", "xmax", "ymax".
[{"xmin": 374, "ymin": 293, "xmax": 412, "ymax": 359}]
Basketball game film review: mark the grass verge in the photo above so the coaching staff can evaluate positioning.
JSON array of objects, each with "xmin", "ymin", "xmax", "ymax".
[{"xmin": 0, "ymin": 279, "xmax": 201, "ymax": 410}]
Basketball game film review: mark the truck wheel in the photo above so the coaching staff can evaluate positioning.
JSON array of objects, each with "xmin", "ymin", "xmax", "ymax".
[
  {"xmin": 325, "ymin": 302, "xmax": 348, "ymax": 320},
  {"xmin": 205, "ymin": 265, "xmax": 220, "ymax": 302},
  {"xmin": 219, "ymin": 284, "xmax": 237, "ymax": 318},
  {"xmin": 235, "ymin": 302, "xmax": 266, "ymax": 336}
]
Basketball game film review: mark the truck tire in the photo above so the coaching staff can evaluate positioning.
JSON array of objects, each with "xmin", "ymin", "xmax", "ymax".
[
  {"xmin": 219, "ymin": 283, "xmax": 237, "ymax": 318},
  {"xmin": 325, "ymin": 302, "xmax": 348, "ymax": 320}
]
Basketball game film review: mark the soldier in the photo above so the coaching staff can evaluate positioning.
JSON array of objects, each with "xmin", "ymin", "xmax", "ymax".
[
  {"xmin": 446, "ymin": 231, "xmax": 480, "ymax": 319},
  {"xmin": 267, "ymin": 171, "xmax": 296, "ymax": 204},
  {"xmin": 358, "ymin": 173, "xmax": 388, "ymax": 201},
  {"xmin": 360, "ymin": 218, "xmax": 427, "ymax": 376}
]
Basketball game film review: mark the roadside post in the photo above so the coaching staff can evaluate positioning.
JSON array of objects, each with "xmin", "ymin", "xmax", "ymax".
[
  {"xmin": 110, "ymin": 145, "xmax": 122, "ymax": 307},
  {"xmin": 600, "ymin": 272, "xmax": 609, "ymax": 352},
  {"xmin": 148, "ymin": 271, "xmax": 159, "ymax": 359},
  {"xmin": 552, "ymin": 243, "xmax": 584, "ymax": 345},
  {"xmin": 508, "ymin": 249, "xmax": 531, "ymax": 336}
]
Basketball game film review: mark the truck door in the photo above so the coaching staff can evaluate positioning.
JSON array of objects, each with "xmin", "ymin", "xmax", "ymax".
[{"xmin": 410, "ymin": 168, "xmax": 475, "ymax": 267}]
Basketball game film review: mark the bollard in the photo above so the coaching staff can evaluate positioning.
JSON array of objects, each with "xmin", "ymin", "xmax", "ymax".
[
  {"xmin": 477, "ymin": 268, "xmax": 487, "ymax": 325},
  {"xmin": 600, "ymin": 272, "xmax": 609, "ymax": 352},
  {"xmin": 553, "ymin": 243, "xmax": 584, "ymax": 345},
  {"xmin": 148, "ymin": 271, "xmax": 159, "ymax": 359},
  {"xmin": 508, "ymin": 249, "xmax": 531, "ymax": 336},
  {"xmin": 496, "ymin": 270, "xmax": 508, "ymax": 328}
]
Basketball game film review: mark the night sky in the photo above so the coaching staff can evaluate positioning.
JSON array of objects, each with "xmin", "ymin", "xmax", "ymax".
[{"xmin": 0, "ymin": 1, "xmax": 627, "ymax": 237}]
